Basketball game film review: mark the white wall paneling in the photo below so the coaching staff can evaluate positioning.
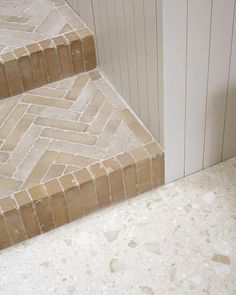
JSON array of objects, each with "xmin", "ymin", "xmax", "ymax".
[{"xmin": 66, "ymin": 0, "xmax": 236, "ymax": 182}]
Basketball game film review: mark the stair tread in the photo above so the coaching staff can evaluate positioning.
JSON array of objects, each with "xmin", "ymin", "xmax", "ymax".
[
  {"xmin": 0, "ymin": 0, "xmax": 84, "ymax": 54},
  {"xmin": 0, "ymin": 70, "xmax": 159, "ymax": 199}
]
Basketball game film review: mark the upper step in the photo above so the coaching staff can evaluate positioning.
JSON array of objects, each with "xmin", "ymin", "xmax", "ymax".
[{"xmin": 0, "ymin": 0, "xmax": 96, "ymax": 100}]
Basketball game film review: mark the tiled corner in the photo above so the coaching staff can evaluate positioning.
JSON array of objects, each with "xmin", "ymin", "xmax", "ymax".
[
  {"xmin": 0, "ymin": 28, "xmax": 96, "ymax": 100},
  {"xmin": 0, "ymin": 70, "xmax": 164, "ymax": 250}
]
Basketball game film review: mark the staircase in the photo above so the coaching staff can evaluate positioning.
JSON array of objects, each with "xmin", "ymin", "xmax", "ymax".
[{"xmin": 0, "ymin": 0, "xmax": 164, "ymax": 250}]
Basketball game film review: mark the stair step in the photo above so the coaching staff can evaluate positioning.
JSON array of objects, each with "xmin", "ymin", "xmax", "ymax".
[
  {"xmin": 0, "ymin": 70, "xmax": 164, "ymax": 250},
  {"xmin": 0, "ymin": 0, "xmax": 96, "ymax": 100}
]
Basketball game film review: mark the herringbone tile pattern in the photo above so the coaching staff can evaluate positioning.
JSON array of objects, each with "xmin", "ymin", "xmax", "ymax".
[
  {"xmin": 0, "ymin": 0, "xmax": 84, "ymax": 53},
  {"xmin": 0, "ymin": 70, "xmax": 153, "ymax": 198}
]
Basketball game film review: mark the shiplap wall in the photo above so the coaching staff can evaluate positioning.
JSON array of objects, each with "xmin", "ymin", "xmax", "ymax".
[
  {"xmin": 66, "ymin": 0, "xmax": 162, "ymax": 143},
  {"xmin": 66, "ymin": 0, "xmax": 236, "ymax": 183}
]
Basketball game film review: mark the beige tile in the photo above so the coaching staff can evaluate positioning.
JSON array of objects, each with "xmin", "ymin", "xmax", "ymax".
[
  {"xmin": 53, "ymin": 35, "xmax": 73, "ymax": 79},
  {"xmin": 56, "ymin": 152, "xmax": 97, "ymax": 167},
  {"xmin": 77, "ymin": 28, "xmax": 96, "ymax": 71},
  {"xmin": 43, "ymin": 164, "xmax": 65, "ymax": 182},
  {"xmin": 44, "ymin": 179, "xmax": 69, "ymax": 227},
  {"xmin": 41, "ymin": 128, "xmax": 97, "ymax": 145},
  {"xmin": 35, "ymin": 116, "xmax": 88, "ymax": 132},
  {"xmin": 14, "ymin": 190, "xmax": 40, "ymax": 238},
  {"xmin": 14, "ymin": 47, "xmax": 35, "ymax": 91},
  {"xmin": 145, "ymin": 142, "xmax": 164, "ymax": 188},
  {"xmin": 118, "ymin": 109, "xmax": 152, "ymax": 144},
  {"xmin": 28, "ymin": 185, "xmax": 54, "ymax": 233},
  {"xmin": 22, "ymin": 94, "xmax": 73, "ymax": 109},
  {"xmin": 89, "ymin": 163, "xmax": 111, "ymax": 208},
  {"xmin": 2, "ymin": 52, "xmax": 24, "ymax": 96},
  {"xmin": 65, "ymin": 31, "xmax": 84, "ymax": 74},
  {"xmin": 130, "ymin": 147, "xmax": 152, "ymax": 194},
  {"xmin": 39, "ymin": 39, "xmax": 61, "ymax": 83},
  {"xmin": 0, "ymin": 62, "xmax": 10, "ymax": 99},
  {"xmin": 1, "ymin": 114, "xmax": 34, "ymax": 152},
  {"xmin": 0, "ymin": 214, "xmax": 11, "ymax": 250},
  {"xmin": 116, "ymin": 153, "xmax": 138, "ymax": 198},
  {"xmin": 66, "ymin": 74, "xmax": 89, "ymax": 101},
  {"xmin": 27, "ymin": 43, "xmax": 48, "ymax": 87},
  {"xmin": 22, "ymin": 150, "xmax": 57, "ymax": 188},
  {"xmin": 103, "ymin": 158, "xmax": 125, "ymax": 204},
  {"xmin": 59, "ymin": 174, "xmax": 83, "ymax": 221},
  {"xmin": 0, "ymin": 196, "xmax": 27, "ymax": 244},
  {"xmin": 74, "ymin": 168, "xmax": 98, "ymax": 214}
]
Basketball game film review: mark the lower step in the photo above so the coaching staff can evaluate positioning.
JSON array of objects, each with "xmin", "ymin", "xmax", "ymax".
[{"xmin": 0, "ymin": 70, "xmax": 164, "ymax": 250}]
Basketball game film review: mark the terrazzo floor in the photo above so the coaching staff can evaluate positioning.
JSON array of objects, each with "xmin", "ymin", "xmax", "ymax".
[{"xmin": 0, "ymin": 157, "xmax": 236, "ymax": 295}]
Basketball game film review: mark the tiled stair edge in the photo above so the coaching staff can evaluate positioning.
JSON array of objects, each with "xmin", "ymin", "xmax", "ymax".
[
  {"xmin": 0, "ymin": 28, "xmax": 96, "ymax": 100},
  {"xmin": 0, "ymin": 142, "xmax": 164, "ymax": 250}
]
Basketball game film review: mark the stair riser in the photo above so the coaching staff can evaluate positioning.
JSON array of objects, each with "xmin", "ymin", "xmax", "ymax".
[
  {"xmin": 0, "ymin": 146, "xmax": 164, "ymax": 250},
  {"xmin": 0, "ymin": 28, "xmax": 96, "ymax": 100}
]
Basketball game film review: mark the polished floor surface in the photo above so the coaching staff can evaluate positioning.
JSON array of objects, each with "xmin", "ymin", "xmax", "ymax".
[{"xmin": 0, "ymin": 157, "xmax": 235, "ymax": 294}]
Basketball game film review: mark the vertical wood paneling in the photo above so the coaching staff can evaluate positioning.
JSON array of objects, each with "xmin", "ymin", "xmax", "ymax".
[
  {"xmin": 66, "ymin": 0, "xmax": 236, "ymax": 182},
  {"xmin": 145, "ymin": 0, "xmax": 159, "ymax": 137},
  {"xmin": 223, "ymin": 6, "xmax": 236, "ymax": 161},
  {"xmin": 106, "ymin": 0, "xmax": 122, "ymax": 91},
  {"xmin": 123, "ymin": 0, "xmax": 140, "ymax": 115},
  {"xmin": 185, "ymin": 0, "xmax": 212, "ymax": 175},
  {"xmin": 204, "ymin": 0, "xmax": 235, "ymax": 168},
  {"xmin": 133, "ymin": 0, "xmax": 149, "ymax": 127},
  {"xmin": 114, "ymin": 0, "xmax": 131, "ymax": 104},
  {"xmin": 162, "ymin": 0, "xmax": 188, "ymax": 182}
]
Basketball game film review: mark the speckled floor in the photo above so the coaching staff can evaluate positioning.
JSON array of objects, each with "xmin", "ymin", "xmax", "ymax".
[{"xmin": 0, "ymin": 157, "xmax": 235, "ymax": 295}]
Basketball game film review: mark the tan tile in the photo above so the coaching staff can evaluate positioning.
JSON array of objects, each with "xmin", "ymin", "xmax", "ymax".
[
  {"xmin": 145, "ymin": 142, "xmax": 164, "ymax": 188},
  {"xmin": 2, "ymin": 52, "xmax": 24, "ymax": 96},
  {"xmin": 53, "ymin": 35, "xmax": 73, "ymax": 78},
  {"xmin": 23, "ymin": 150, "xmax": 57, "ymax": 188},
  {"xmin": 59, "ymin": 23, "xmax": 73, "ymax": 34},
  {"xmin": 59, "ymin": 174, "xmax": 83, "ymax": 221},
  {"xmin": 74, "ymin": 168, "xmax": 98, "ymax": 214},
  {"xmin": 89, "ymin": 163, "xmax": 111, "ymax": 208},
  {"xmin": 44, "ymin": 179, "xmax": 69, "ymax": 227},
  {"xmin": 14, "ymin": 190, "xmax": 40, "ymax": 238},
  {"xmin": 43, "ymin": 164, "xmax": 65, "ymax": 182},
  {"xmin": 28, "ymin": 185, "xmax": 55, "ymax": 233},
  {"xmin": 65, "ymin": 31, "xmax": 84, "ymax": 74},
  {"xmin": 130, "ymin": 147, "xmax": 152, "ymax": 194},
  {"xmin": 77, "ymin": 28, "xmax": 96, "ymax": 71},
  {"xmin": 88, "ymin": 101, "xmax": 113, "ymax": 135},
  {"xmin": 56, "ymin": 153, "xmax": 97, "ymax": 167},
  {"xmin": 35, "ymin": 116, "xmax": 88, "ymax": 132},
  {"xmin": 0, "ymin": 62, "xmax": 10, "ymax": 99},
  {"xmin": 80, "ymin": 90, "xmax": 105, "ymax": 123},
  {"xmin": 116, "ymin": 153, "xmax": 138, "ymax": 198},
  {"xmin": 26, "ymin": 43, "xmax": 48, "ymax": 87},
  {"xmin": 89, "ymin": 70, "xmax": 101, "ymax": 81},
  {"xmin": 0, "ymin": 163, "xmax": 15, "ymax": 177},
  {"xmin": 103, "ymin": 158, "xmax": 125, "ymax": 204},
  {"xmin": 0, "ymin": 103, "xmax": 28, "ymax": 139},
  {"xmin": 66, "ymin": 74, "xmax": 89, "ymax": 101},
  {"xmin": 0, "ymin": 197, "xmax": 27, "ymax": 244},
  {"xmin": 0, "ymin": 214, "xmax": 11, "ymax": 250},
  {"xmin": 1, "ymin": 114, "xmax": 34, "ymax": 152},
  {"xmin": 41, "ymin": 128, "xmax": 97, "ymax": 145},
  {"xmin": 0, "ymin": 177, "xmax": 22, "ymax": 192},
  {"xmin": 22, "ymin": 94, "xmax": 73, "ymax": 109},
  {"xmin": 57, "ymin": 5, "xmax": 84, "ymax": 30},
  {"xmin": 14, "ymin": 47, "xmax": 35, "ymax": 91},
  {"xmin": 118, "ymin": 109, "xmax": 152, "ymax": 144},
  {"xmin": 39, "ymin": 39, "xmax": 61, "ymax": 83}
]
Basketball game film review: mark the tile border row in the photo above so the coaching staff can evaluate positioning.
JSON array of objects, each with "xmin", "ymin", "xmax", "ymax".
[
  {"xmin": 0, "ymin": 28, "xmax": 96, "ymax": 100},
  {"xmin": 0, "ymin": 141, "xmax": 164, "ymax": 250}
]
